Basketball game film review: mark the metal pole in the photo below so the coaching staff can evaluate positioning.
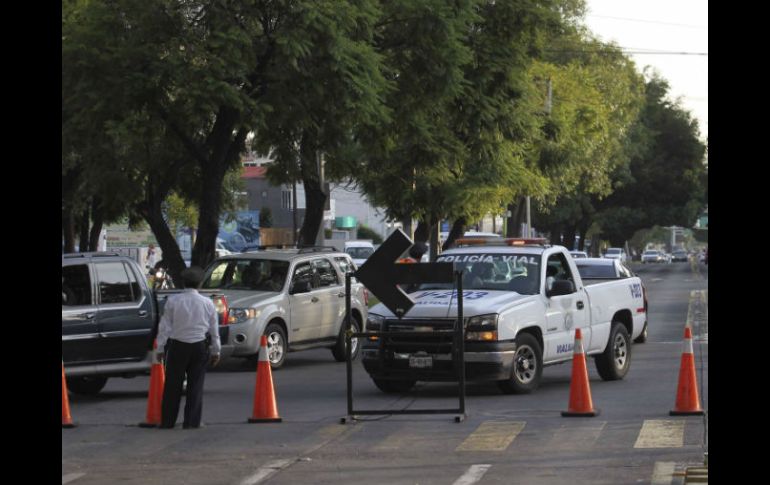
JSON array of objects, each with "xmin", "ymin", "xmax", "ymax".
[
  {"xmin": 457, "ymin": 271, "xmax": 466, "ymax": 421},
  {"xmin": 345, "ymin": 273, "xmax": 353, "ymax": 418},
  {"xmin": 526, "ymin": 196, "xmax": 531, "ymax": 238}
]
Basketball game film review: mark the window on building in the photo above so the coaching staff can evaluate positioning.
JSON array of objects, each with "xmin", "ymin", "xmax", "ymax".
[{"xmin": 281, "ymin": 188, "xmax": 293, "ymax": 210}]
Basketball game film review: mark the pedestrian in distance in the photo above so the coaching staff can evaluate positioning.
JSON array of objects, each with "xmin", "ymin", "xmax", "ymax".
[
  {"xmin": 156, "ymin": 266, "xmax": 221, "ymax": 429},
  {"xmin": 146, "ymin": 243, "xmax": 159, "ymax": 274}
]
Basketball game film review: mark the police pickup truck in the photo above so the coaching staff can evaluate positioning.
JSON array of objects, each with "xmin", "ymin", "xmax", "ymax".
[
  {"xmin": 62, "ymin": 253, "xmax": 229, "ymax": 395},
  {"xmin": 362, "ymin": 238, "xmax": 646, "ymax": 393}
]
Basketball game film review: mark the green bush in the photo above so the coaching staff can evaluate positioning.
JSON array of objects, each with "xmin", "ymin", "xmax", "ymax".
[{"xmin": 357, "ymin": 225, "xmax": 383, "ymax": 244}]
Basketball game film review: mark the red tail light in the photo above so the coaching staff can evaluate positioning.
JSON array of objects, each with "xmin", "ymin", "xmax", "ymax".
[{"xmin": 213, "ymin": 295, "xmax": 229, "ymax": 326}]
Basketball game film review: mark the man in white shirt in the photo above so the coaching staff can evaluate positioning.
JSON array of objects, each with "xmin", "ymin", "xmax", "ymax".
[{"xmin": 156, "ymin": 267, "xmax": 221, "ymax": 429}]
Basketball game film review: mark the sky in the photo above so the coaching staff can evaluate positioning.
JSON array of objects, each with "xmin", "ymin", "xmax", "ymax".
[{"xmin": 582, "ymin": 0, "xmax": 708, "ymax": 142}]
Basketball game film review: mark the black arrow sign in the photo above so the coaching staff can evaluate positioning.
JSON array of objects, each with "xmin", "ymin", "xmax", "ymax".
[{"xmin": 355, "ymin": 229, "xmax": 455, "ymax": 318}]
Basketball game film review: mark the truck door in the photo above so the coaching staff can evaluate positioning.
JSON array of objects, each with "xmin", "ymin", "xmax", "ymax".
[
  {"xmin": 542, "ymin": 253, "xmax": 588, "ymax": 362},
  {"xmin": 62, "ymin": 262, "xmax": 101, "ymax": 365},
  {"xmin": 93, "ymin": 261, "xmax": 154, "ymax": 362}
]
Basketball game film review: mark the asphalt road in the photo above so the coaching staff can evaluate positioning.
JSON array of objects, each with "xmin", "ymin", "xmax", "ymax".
[{"xmin": 62, "ymin": 259, "xmax": 708, "ymax": 485}]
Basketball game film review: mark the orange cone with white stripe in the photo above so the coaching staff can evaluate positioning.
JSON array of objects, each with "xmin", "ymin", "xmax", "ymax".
[
  {"xmin": 248, "ymin": 335, "xmax": 282, "ymax": 423},
  {"xmin": 62, "ymin": 362, "xmax": 76, "ymax": 428},
  {"xmin": 139, "ymin": 341, "xmax": 166, "ymax": 427},
  {"xmin": 670, "ymin": 327, "xmax": 704, "ymax": 416},
  {"xmin": 562, "ymin": 328, "xmax": 599, "ymax": 417}
]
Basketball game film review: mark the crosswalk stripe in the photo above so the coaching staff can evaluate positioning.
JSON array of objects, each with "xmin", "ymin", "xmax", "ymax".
[
  {"xmin": 634, "ymin": 420, "xmax": 685, "ymax": 448},
  {"xmin": 456, "ymin": 421, "xmax": 526, "ymax": 452},
  {"xmin": 651, "ymin": 462, "xmax": 676, "ymax": 485},
  {"xmin": 548, "ymin": 422, "xmax": 606, "ymax": 450},
  {"xmin": 452, "ymin": 465, "xmax": 492, "ymax": 485},
  {"xmin": 62, "ymin": 473, "xmax": 86, "ymax": 484}
]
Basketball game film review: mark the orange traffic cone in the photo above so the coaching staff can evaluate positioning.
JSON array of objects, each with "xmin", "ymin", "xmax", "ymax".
[
  {"xmin": 670, "ymin": 327, "xmax": 704, "ymax": 416},
  {"xmin": 248, "ymin": 335, "xmax": 282, "ymax": 423},
  {"xmin": 562, "ymin": 328, "xmax": 599, "ymax": 417},
  {"xmin": 62, "ymin": 362, "xmax": 76, "ymax": 428},
  {"xmin": 139, "ymin": 341, "xmax": 166, "ymax": 427}
]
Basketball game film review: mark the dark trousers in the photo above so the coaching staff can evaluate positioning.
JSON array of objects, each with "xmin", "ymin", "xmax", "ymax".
[{"xmin": 161, "ymin": 339, "xmax": 209, "ymax": 428}]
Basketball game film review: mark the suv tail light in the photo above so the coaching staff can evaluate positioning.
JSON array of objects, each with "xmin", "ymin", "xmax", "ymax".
[{"xmin": 212, "ymin": 294, "xmax": 230, "ymax": 326}]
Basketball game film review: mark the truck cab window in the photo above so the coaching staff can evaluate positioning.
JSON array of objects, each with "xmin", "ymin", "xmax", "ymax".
[
  {"xmin": 62, "ymin": 264, "xmax": 92, "ymax": 306},
  {"xmin": 95, "ymin": 262, "xmax": 135, "ymax": 304}
]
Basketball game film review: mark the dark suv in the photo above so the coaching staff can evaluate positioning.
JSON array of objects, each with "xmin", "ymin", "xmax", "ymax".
[{"xmin": 62, "ymin": 253, "xmax": 159, "ymax": 394}]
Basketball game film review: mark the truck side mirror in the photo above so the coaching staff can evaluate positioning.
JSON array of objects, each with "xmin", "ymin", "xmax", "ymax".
[
  {"xmin": 547, "ymin": 280, "xmax": 575, "ymax": 297},
  {"xmin": 290, "ymin": 280, "xmax": 312, "ymax": 295}
]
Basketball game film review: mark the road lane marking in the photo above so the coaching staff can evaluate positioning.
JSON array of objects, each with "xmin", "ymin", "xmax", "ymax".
[
  {"xmin": 548, "ymin": 422, "xmax": 606, "ymax": 450},
  {"xmin": 238, "ymin": 459, "xmax": 296, "ymax": 485},
  {"xmin": 62, "ymin": 473, "xmax": 86, "ymax": 484},
  {"xmin": 452, "ymin": 464, "xmax": 492, "ymax": 485},
  {"xmin": 634, "ymin": 420, "xmax": 684, "ymax": 448},
  {"xmin": 456, "ymin": 421, "xmax": 525, "ymax": 451},
  {"xmin": 651, "ymin": 462, "xmax": 676, "ymax": 485}
]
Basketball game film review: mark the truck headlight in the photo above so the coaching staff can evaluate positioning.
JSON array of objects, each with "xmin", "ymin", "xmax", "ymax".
[
  {"xmin": 228, "ymin": 308, "xmax": 259, "ymax": 325},
  {"xmin": 366, "ymin": 313, "xmax": 384, "ymax": 341},
  {"xmin": 466, "ymin": 314, "xmax": 499, "ymax": 341}
]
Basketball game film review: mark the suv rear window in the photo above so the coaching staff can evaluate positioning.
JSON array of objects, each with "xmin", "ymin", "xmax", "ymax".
[{"xmin": 62, "ymin": 264, "xmax": 92, "ymax": 306}]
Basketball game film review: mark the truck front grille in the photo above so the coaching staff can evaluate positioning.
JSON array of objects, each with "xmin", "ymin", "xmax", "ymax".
[{"xmin": 383, "ymin": 319, "xmax": 460, "ymax": 353}]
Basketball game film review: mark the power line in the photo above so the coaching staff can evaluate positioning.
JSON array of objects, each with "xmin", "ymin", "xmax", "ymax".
[{"xmin": 587, "ymin": 14, "xmax": 706, "ymax": 29}]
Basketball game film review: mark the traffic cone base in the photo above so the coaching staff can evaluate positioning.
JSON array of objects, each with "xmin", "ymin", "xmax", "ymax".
[
  {"xmin": 248, "ymin": 335, "xmax": 282, "ymax": 423},
  {"xmin": 62, "ymin": 362, "xmax": 77, "ymax": 428},
  {"xmin": 562, "ymin": 328, "xmax": 598, "ymax": 418},
  {"xmin": 140, "ymin": 343, "xmax": 165, "ymax": 428},
  {"xmin": 669, "ymin": 327, "xmax": 704, "ymax": 416}
]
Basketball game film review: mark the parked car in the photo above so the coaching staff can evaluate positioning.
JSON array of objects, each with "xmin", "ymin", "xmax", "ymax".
[
  {"xmin": 641, "ymin": 250, "xmax": 664, "ymax": 264},
  {"xmin": 574, "ymin": 258, "xmax": 648, "ymax": 343},
  {"xmin": 62, "ymin": 253, "xmax": 229, "ymax": 395},
  {"xmin": 671, "ymin": 249, "xmax": 689, "ymax": 262},
  {"xmin": 200, "ymin": 248, "xmax": 368, "ymax": 368},
  {"xmin": 603, "ymin": 247, "xmax": 628, "ymax": 263},
  {"xmin": 344, "ymin": 240, "xmax": 375, "ymax": 267}
]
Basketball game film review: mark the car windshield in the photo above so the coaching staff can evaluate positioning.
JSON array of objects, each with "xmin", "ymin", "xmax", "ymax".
[
  {"xmin": 201, "ymin": 259, "xmax": 290, "ymax": 292},
  {"xmin": 606, "ymin": 249, "xmax": 621, "ymax": 255},
  {"xmin": 418, "ymin": 253, "xmax": 541, "ymax": 295},
  {"xmin": 576, "ymin": 264, "xmax": 616, "ymax": 278},
  {"xmin": 644, "ymin": 251, "xmax": 658, "ymax": 256},
  {"xmin": 346, "ymin": 247, "xmax": 374, "ymax": 259}
]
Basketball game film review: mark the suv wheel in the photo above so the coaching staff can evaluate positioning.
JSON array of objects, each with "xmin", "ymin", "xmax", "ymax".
[
  {"xmin": 67, "ymin": 376, "xmax": 108, "ymax": 395},
  {"xmin": 332, "ymin": 316, "xmax": 361, "ymax": 362},
  {"xmin": 264, "ymin": 323, "xmax": 287, "ymax": 369}
]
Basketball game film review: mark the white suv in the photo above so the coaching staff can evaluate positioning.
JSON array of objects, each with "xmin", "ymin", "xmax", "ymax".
[
  {"xmin": 603, "ymin": 247, "xmax": 628, "ymax": 263},
  {"xmin": 200, "ymin": 248, "xmax": 368, "ymax": 368}
]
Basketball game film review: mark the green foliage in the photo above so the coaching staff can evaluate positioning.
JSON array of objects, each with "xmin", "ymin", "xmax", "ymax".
[{"xmin": 357, "ymin": 225, "xmax": 383, "ymax": 244}]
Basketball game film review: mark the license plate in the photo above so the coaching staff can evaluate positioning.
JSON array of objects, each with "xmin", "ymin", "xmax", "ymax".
[{"xmin": 409, "ymin": 356, "xmax": 433, "ymax": 368}]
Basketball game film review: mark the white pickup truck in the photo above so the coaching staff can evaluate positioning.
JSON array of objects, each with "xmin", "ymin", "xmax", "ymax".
[{"xmin": 361, "ymin": 239, "xmax": 646, "ymax": 393}]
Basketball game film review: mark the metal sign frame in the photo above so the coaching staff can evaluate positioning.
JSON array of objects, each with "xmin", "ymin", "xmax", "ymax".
[{"xmin": 342, "ymin": 271, "xmax": 466, "ymax": 424}]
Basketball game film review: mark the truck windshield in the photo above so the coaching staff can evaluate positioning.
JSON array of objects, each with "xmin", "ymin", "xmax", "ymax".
[
  {"xmin": 418, "ymin": 253, "xmax": 541, "ymax": 295},
  {"xmin": 202, "ymin": 259, "xmax": 290, "ymax": 292}
]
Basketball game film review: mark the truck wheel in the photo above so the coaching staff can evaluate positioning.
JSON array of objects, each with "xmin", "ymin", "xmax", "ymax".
[
  {"xmin": 66, "ymin": 376, "xmax": 108, "ymax": 395},
  {"xmin": 372, "ymin": 378, "xmax": 416, "ymax": 393},
  {"xmin": 595, "ymin": 323, "xmax": 631, "ymax": 380},
  {"xmin": 264, "ymin": 323, "xmax": 287, "ymax": 369},
  {"xmin": 634, "ymin": 322, "xmax": 648, "ymax": 344},
  {"xmin": 332, "ymin": 316, "xmax": 360, "ymax": 362},
  {"xmin": 497, "ymin": 333, "xmax": 542, "ymax": 394}
]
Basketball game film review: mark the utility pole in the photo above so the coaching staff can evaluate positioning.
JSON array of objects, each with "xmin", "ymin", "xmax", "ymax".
[
  {"xmin": 526, "ymin": 78, "xmax": 552, "ymax": 239},
  {"xmin": 315, "ymin": 153, "xmax": 326, "ymax": 247}
]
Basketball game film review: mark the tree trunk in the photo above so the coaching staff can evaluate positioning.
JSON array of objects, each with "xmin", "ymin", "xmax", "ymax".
[
  {"xmin": 142, "ymin": 199, "xmax": 188, "ymax": 284},
  {"xmin": 442, "ymin": 217, "xmax": 467, "ymax": 251},
  {"xmin": 62, "ymin": 208, "xmax": 77, "ymax": 253},
  {"xmin": 88, "ymin": 198, "xmax": 104, "ymax": 252},
  {"xmin": 78, "ymin": 207, "xmax": 90, "ymax": 252},
  {"xmin": 562, "ymin": 225, "xmax": 577, "ymax": 250},
  {"xmin": 548, "ymin": 224, "xmax": 562, "ymax": 246},
  {"xmin": 297, "ymin": 136, "xmax": 326, "ymax": 247},
  {"xmin": 192, "ymin": 167, "xmax": 226, "ymax": 269}
]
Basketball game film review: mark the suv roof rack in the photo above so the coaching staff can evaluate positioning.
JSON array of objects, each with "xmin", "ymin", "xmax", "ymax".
[
  {"xmin": 297, "ymin": 246, "xmax": 338, "ymax": 254},
  {"xmin": 454, "ymin": 238, "xmax": 550, "ymax": 248},
  {"xmin": 63, "ymin": 252, "xmax": 121, "ymax": 258}
]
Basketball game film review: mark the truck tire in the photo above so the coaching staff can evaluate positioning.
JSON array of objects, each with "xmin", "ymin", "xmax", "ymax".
[
  {"xmin": 372, "ymin": 378, "xmax": 416, "ymax": 393},
  {"xmin": 498, "ymin": 333, "xmax": 542, "ymax": 394},
  {"xmin": 595, "ymin": 323, "xmax": 631, "ymax": 380},
  {"xmin": 66, "ymin": 376, "xmax": 108, "ymax": 395},
  {"xmin": 332, "ymin": 316, "xmax": 361, "ymax": 362},
  {"xmin": 264, "ymin": 322, "xmax": 287, "ymax": 369}
]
